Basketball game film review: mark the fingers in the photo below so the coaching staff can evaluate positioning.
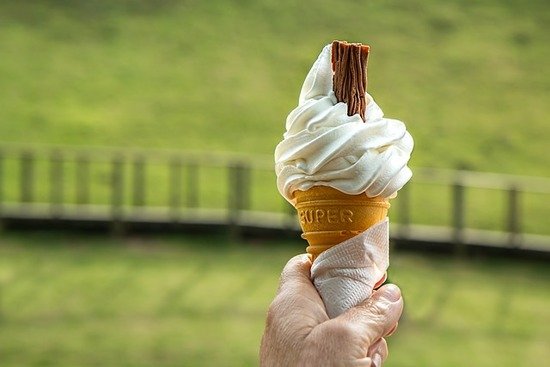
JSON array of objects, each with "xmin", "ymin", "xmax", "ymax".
[
  {"xmin": 337, "ymin": 284, "xmax": 404, "ymax": 347},
  {"xmin": 275, "ymin": 254, "xmax": 325, "ymax": 313},
  {"xmin": 269, "ymin": 254, "xmax": 327, "ymax": 330},
  {"xmin": 374, "ymin": 273, "xmax": 387, "ymax": 290},
  {"xmin": 277, "ymin": 254, "xmax": 312, "ymax": 294},
  {"xmin": 386, "ymin": 322, "xmax": 398, "ymax": 337},
  {"xmin": 349, "ymin": 357, "xmax": 373, "ymax": 367},
  {"xmin": 367, "ymin": 338, "xmax": 388, "ymax": 367}
]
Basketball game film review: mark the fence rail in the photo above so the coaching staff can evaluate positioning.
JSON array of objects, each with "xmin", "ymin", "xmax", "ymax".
[{"xmin": 0, "ymin": 144, "xmax": 549, "ymax": 254}]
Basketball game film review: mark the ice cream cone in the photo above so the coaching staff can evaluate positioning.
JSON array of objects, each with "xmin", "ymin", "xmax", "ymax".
[{"xmin": 292, "ymin": 186, "xmax": 390, "ymax": 261}]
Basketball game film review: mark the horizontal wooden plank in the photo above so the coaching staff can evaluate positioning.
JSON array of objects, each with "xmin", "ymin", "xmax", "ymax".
[{"xmin": 1, "ymin": 204, "xmax": 548, "ymax": 253}]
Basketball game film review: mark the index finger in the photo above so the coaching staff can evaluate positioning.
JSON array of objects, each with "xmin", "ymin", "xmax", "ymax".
[
  {"xmin": 277, "ymin": 254, "xmax": 312, "ymax": 293},
  {"xmin": 270, "ymin": 254, "xmax": 328, "ymax": 326}
]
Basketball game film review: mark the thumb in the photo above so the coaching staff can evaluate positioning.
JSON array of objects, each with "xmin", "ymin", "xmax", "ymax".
[{"xmin": 336, "ymin": 284, "xmax": 404, "ymax": 346}]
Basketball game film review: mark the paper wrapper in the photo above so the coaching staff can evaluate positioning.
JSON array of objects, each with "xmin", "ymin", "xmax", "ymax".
[
  {"xmin": 292, "ymin": 186, "xmax": 390, "ymax": 261},
  {"xmin": 311, "ymin": 219, "xmax": 389, "ymax": 318}
]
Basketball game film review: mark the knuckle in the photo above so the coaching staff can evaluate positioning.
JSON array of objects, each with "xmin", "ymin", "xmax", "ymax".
[
  {"xmin": 371, "ymin": 299, "xmax": 392, "ymax": 316},
  {"xmin": 268, "ymin": 293, "xmax": 286, "ymax": 315},
  {"xmin": 325, "ymin": 321, "xmax": 358, "ymax": 342},
  {"xmin": 264, "ymin": 302, "xmax": 279, "ymax": 329},
  {"xmin": 278, "ymin": 255, "xmax": 308, "ymax": 289},
  {"xmin": 266, "ymin": 293, "xmax": 286, "ymax": 325},
  {"xmin": 268, "ymin": 291, "xmax": 299, "ymax": 321}
]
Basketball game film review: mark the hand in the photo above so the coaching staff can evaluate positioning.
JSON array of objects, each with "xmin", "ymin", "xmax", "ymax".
[{"xmin": 260, "ymin": 254, "xmax": 403, "ymax": 367}]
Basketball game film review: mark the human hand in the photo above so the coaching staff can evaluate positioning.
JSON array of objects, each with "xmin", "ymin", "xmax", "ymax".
[{"xmin": 260, "ymin": 254, "xmax": 403, "ymax": 367}]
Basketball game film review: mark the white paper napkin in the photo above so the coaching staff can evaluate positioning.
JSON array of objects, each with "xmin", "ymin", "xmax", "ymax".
[{"xmin": 310, "ymin": 219, "xmax": 389, "ymax": 318}]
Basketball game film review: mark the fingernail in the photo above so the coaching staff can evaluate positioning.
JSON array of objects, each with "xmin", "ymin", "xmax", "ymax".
[
  {"xmin": 374, "ymin": 273, "xmax": 387, "ymax": 289},
  {"xmin": 372, "ymin": 353, "xmax": 382, "ymax": 367},
  {"xmin": 386, "ymin": 322, "xmax": 398, "ymax": 336},
  {"xmin": 380, "ymin": 284, "xmax": 401, "ymax": 302}
]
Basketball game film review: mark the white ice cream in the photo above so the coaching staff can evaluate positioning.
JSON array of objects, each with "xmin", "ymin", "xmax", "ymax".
[{"xmin": 275, "ymin": 44, "xmax": 414, "ymax": 202}]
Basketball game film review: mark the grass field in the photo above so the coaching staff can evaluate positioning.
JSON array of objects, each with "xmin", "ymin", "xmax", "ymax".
[
  {"xmin": 1, "ymin": 0, "xmax": 549, "ymax": 176},
  {"xmin": 0, "ymin": 231, "xmax": 548, "ymax": 366}
]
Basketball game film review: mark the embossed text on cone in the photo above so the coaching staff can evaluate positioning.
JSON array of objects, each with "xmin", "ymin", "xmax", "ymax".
[{"xmin": 293, "ymin": 186, "xmax": 389, "ymax": 261}]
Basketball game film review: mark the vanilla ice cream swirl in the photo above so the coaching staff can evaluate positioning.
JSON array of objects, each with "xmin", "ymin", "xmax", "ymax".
[{"xmin": 275, "ymin": 44, "xmax": 414, "ymax": 202}]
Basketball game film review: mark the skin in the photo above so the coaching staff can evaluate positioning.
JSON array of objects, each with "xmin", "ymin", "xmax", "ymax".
[{"xmin": 260, "ymin": 254, "xmax": 403, "ymax": 367}]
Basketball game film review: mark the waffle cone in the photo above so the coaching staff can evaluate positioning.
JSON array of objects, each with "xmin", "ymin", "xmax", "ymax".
[{"xmin": 293, "ymin": 186, "xmax": 389, "ymax": 261}]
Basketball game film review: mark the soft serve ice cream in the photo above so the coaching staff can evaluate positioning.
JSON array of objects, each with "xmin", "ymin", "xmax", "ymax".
[
  {"xmin": 273, "ymin": 42, "xmax": 414, "ymax": 318},
  {"xmin": 275, "ymin": 44, "xmax": 413, "ymax": 201}
]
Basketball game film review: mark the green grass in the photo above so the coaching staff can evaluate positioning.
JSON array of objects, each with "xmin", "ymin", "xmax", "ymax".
[
  {"xmin": 0, "ymin": 0, "xmax": 549, "ymax": 176},
  {"xmin": 0, "ymin": 232, "xmax": 548, "ymax": 366}
]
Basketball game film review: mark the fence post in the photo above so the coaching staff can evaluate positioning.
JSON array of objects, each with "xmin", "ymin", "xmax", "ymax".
[
  {"xmin": 132, "ymin": 155, "xmax": 146, "ymax": 208},
  {"xmin": 111, "ymin": 154, "xmax": 124, "ymax": 235},
  {"xmin": 76, "ymin": 154, "xmax": 90, "ymax": 206},
  {"xmin": 169, "ymin": 156, "xmax": 182, "ymax": 221},
  {"xmin": 0, "ymin": 150, "xmax": 3, "ymax": 230},
  {"xmin": 284, "ymin": 199, "xmax": 297, "ymax": 230},
  {"xmin": 49, "ymin": 150, "xmax": 64, "ymax": 218},
  {"xmin": 228, "ymin": 162, "xmax": 250, "ymax": 239},
  {"xmin": 186, "ymin": 163, "xmax": 199, "ymax": 208},
  {"xmin": 452, "ymin": 178, "xmax": 466, "ymax": 256},
  {"xmin": 20, "ymin": 151, "xmax": 34, "ymax": 204},
  {"xmin": 397, "ymin": 184, "xmax": 411, "ymax": 238},
  {"xmin": 507, "ymin": 186, "xmax": 521, "ymax": 247}
]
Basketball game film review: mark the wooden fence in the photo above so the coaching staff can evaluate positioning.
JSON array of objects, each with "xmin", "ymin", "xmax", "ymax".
[{"xmin": 0, "ymin": 145, "xmax": 549, "ymax": 254}]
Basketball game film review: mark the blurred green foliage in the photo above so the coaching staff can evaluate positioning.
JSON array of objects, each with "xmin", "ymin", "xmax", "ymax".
[
  {"xmin": 0, "ymin": 232, "xmax": 548, "ymax": 366},
  {"xmin": 0, "ymin": 0, "xmax": 549, "ymax": 176}
]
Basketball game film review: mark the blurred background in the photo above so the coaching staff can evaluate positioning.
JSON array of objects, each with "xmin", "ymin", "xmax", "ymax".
[{"xmin": 0, "ymin": 0, "xmax": 549, "ymax": 366}]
